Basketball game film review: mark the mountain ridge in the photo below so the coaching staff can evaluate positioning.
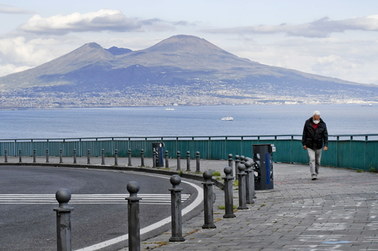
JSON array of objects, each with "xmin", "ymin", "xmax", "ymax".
[{"xmin": 0, "ymin": 34, "xmax": 377, "ymax": 108}]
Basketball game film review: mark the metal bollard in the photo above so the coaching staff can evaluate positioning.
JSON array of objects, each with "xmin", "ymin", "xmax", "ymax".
[
  {"xmin": 140, "ymin": 149, "xmax": 145, "ymax": 167},
  {"xmin": 126, "ymin": 181, "xmax": 141, "ymax": 251},
  {"xmin": 235, "ymin": 155, "xmax": 240, "ymax": 180},
  {"xmin": 33, "ymin": 149, "xmax": 36, "ymax": 163},
  {"xmin": 87, "ymin": 149, "xmax": 90, "ymax": 165},
  {"xmin": 114, "ymin": 149, "xmax": 118, "ymax": 166},
  {"xmin": 186, "ymin": 151, "xmax": 191, "ymax": 172},
  {"xmin": 18, "ymin": 149, "xmax": 22, "ymax": 163},
  {"xmin": 4, "ymin": 149, "xmax": 7, "ymax": 163},
  {"xmin": 245, "ymin": 157, "xmax": 255, "ymax": 204},
  {"xmin": 176, "ymin": 151, "xmax": 181, "ymax": 171},
  {"xmin": 59, "ymin": 149, "xmax": 63, "ymax": 164},
  {"xmin": 128, "ymin": 149, "xmax": 132, "ymax": 167},
  {"xmin": 152, "ymin": 149, "xmax": 157, "ymax": 168},
  {"xmin": 237, "ymin": 162, "xmax": 248, "ymax": 210},
  {"xmin": 195, "ymin": 151, "xmax": 201, "ymax": 173},
  {"xmin": 202, "ymin": 170, "xmax": 216, "ymax": 229},
  {"xmin": 223, "ymin": 166, "xmax": 236, "ymax": 218},
  {"xmin": 101, "ymin": 149, "xmax": 105, "ymax": 165},
  {"xmin": 228, "ymin": 153, "xmax": 233, "ymax": 169},
  {"xmin": 46, "ymin": 149, "xmax": 49, "ymax": 163},
  {"xmin": 54, "ymin": 188, "xmax": 73, "ymax": 251},
  {"xmin": 73, "ymin": 149, "xmax": 77, "ymax": 164},
  {"xmin": 165, "ymin": 150, "xmax": 169, "ymax": 168},
  {"xmin": 169, "ymin": 175, "xmax": 185, "ymax": 242}
]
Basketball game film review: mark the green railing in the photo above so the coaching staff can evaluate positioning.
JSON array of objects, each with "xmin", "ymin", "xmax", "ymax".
[{"xmin": 0, "ymin": 134, "xmax": 377, "ymax": 171}]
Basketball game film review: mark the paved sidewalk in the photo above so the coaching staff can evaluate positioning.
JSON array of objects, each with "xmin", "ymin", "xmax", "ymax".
[{"xmin": 141, "ymin": 162, "xmax": 378, "ymax": 251}]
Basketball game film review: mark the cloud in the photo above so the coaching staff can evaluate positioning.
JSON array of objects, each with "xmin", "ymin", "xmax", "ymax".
[
  {"xmin": 19, "ymin": 9, "xmax": 189, "ymax": 35},
  {"xmin": 226, "ymin": 36, "xmax": 378, "ymax": 84},
  {"xmin": 205, "ymin": 15, "xmax": 378, "ymax": 38},
  {"xmin": 0, "ymin": 4, "xmax": 31, "ymax": 14},
  {"xmin": 0, "ymin": 36, "xmax": 61, "ymax": 68}
]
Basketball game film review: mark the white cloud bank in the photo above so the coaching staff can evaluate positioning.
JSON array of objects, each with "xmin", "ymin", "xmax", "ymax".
[
  {"xmin": 20, "ymin": 9, "xmax": 188, "ymax": 35},
  {"xmin": 206, "ymin": 15, "xmax": 378, "ymax": 38}
]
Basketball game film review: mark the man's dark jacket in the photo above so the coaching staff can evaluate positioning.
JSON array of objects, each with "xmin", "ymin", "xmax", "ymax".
[{"xmin": 302, "ymin": 117, "xmax": 328, "ymax": 150}]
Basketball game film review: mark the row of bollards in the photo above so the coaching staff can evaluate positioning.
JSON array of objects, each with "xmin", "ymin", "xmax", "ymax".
[
  {"xmin": 47, "ymin": 153, "xmax": 257, "ymax": 250},
  {"xmin": 3, "ymin": 148, "xmax": 203, "ymax": 172},
  {"xmin": 223, "ymin": 154, "xmax": 256, "ymax": 214},
  {"xmin": 53, "ymin": 170, "xmax": 219, "ymax": 250},
  {"xmin": 6, "ymin": 148, "xmax": 123, "ymax": 166}
]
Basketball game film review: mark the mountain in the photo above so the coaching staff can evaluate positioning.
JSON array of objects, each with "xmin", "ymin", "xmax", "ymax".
[{"xmin": 0, "ymin": 35, "xmax": 377, "ymax": 108}]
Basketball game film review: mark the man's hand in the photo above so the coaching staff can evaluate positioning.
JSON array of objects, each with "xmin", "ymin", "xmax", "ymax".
[
  {"xmin": 303, "ymin": 145, "xmax": 307, "ymax": 150},
  {"xmin": 324, "ymin": 146, "xmax": 328, "ymax": 151}
]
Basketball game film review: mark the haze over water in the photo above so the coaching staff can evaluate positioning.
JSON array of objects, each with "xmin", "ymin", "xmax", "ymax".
[{"xmin": 1, "ymin": 104, "xmax": 377, "ymax": 139}]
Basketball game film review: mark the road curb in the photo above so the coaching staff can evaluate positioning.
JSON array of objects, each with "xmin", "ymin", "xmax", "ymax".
[{"xmin": 0, "ymin": 162, "xmax": 225, "ymax": 189}]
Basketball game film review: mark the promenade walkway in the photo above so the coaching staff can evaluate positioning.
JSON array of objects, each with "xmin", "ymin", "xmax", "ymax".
[
  {"xmin": 2, "ymin": 156, "xmax": 377, "ymax": 250},
  {"xmin": 142, "ymin": 161, "xmax": 378, "ymax": 251}
]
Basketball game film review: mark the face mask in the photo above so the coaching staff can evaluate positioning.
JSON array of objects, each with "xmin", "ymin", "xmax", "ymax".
[{"xmin": 313, "ymin": 120, "xmax": 320, "ymax": 124}]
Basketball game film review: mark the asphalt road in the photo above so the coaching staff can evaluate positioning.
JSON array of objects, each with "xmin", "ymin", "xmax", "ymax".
[{"xmin": 0, "ymin": 165, "xmax": 199, "ymax": 251}]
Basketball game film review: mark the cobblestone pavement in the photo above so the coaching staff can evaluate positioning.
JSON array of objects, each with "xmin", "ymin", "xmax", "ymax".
[
  {"xmin": 141, "ymin": 162, "xmax": 378, "ymax": 251},
  {"xmin": 3, "ymin": 156, "xmax": 378, "ymax": 250}
]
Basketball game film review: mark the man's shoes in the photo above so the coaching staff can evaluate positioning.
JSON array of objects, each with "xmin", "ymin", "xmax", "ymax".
[{"xmin": 311, "ymin": 174, "xmax": 317, "ymax": 180}]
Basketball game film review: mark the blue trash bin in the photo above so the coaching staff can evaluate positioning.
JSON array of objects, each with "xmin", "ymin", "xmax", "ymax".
[{"xmin": 253, "ymin": 144, "xmax": 275, "ymax": 190}]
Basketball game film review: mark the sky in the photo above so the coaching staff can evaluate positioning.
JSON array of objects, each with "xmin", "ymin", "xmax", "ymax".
[{"xmin": 0, "ymin": 0, "xmax": 378, "ymax": 85}]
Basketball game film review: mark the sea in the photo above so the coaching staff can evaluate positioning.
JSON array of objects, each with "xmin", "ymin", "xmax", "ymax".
[{"xmin": 0, "ymin": 104, "xmax": 377, "ymax": 139}]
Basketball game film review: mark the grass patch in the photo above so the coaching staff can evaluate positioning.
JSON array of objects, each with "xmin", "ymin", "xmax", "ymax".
[
  {"xmin": 213, "ymin": 171, "xmax": 221, "ymax": 177},
  {"xmin": 218, "ymin": 205, "xmax": 238, "ymax": 210},
  {"xmin": 356, "ymin": 169, "xmax": 364, "ymax": 173}
]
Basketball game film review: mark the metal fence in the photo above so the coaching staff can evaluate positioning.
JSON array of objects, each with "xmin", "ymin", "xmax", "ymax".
[{"xmin": 0, "ymin": 134, "xmax": 377, "ymax": 171}]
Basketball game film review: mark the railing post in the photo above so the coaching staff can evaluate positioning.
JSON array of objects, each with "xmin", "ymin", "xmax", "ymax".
[
  {"xmin": 195, "ymin": 151, "xmax": 200, "ymax": 173},
  {"xmin": 54, "ymin": 188, "xmax": 73, "ymax": 251},
  {"xmin": 202, "ymin": 170, "xmax": 216, "ymax": 229},
  {"xmin": 244, "ymin": 157, "xmax": 255, "ymax": 204},
  {"xmin": 169, "ymin": 175, "xmax": 185, "ymax": 242},
  {"xmin": 237, "ymin": 162, "xmax": 248, "ymax": 210},
  {"xmin": 87, "ymin": 149, "xmax": 90, "ymax": 165},
  {"xmin": 126, "ymin": 181, "xmax": 141, "ymax": 251},
  {"xmin": 223, "ymin": 166, "xmax": 236, "ymax": 218},
  {"xmin": 140, "ymin": 149, "xmax": 145, "ymax": 167},
  {"xmin": 165, "ymin": 150, "xmax": 169, "ymax": 168},
  {"xmin": 18, "ymin": 149, "xmax": 22, "ymax": 163},
  {"xmin": 235, "ymin": 155, "xmax": 240, "ymax": 180},
  {"xmin": 128, "ymin": 149, "xmax": 132, "ymax": 167},
  {"xmin": 186, "ymin": 151, "xmax": 191, "ymax": 172},
  {"xmin": 114, "ymin": 149, "xmax": 118, "ymax": 166},
  {"xmin": 176, "ymin": 151, "xmax": 181, "ymax": 171},
  {"xmin": 73, "ymin": 149, "xmax": 77, "ymax": 164},
  {"xmin": 46, "ymin": 149, "xmax": 49, "ymax": 163},
  {"xmin": 4, "ymin": 149, "xmax": 7, "ymax": 163},
  {"xmin": 101, "ymin": 149, "xmax": 105, "ymax": 165},
  {"xmin": 59, "ymin": 149, "xmax": 63, "ymax": 164}
]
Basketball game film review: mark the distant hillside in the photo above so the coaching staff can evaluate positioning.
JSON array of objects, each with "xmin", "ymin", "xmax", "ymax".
[{"xmin": 0, "ymin": 35, "xmax": 377, "ymax": 108}]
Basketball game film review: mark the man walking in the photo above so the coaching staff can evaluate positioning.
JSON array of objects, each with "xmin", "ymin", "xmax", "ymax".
[{"xmin": 302, "ymin": 111, "xmax": 328, "ymax": 180}]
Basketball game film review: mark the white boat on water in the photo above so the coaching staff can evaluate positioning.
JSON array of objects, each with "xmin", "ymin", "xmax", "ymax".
[
  {"xmin": 165, "ymin": 107, "xmax": 175, "ymax": 111},
  {"xmin": 221, "ymin": 116, "xmax": 234, "ymax": 121}
]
